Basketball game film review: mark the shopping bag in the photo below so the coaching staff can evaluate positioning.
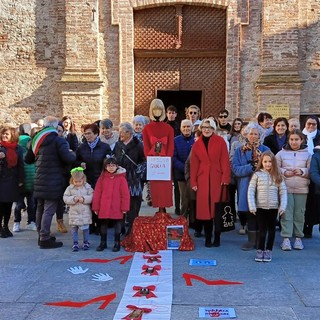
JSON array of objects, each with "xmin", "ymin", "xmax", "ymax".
[{"xmin": 214, "ymin": 185, "xmax": 235, "ymax": 232}]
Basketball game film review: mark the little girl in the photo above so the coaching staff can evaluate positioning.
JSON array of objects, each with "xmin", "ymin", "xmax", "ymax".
[
  {"xmin": 92, "ymin": 156, "xmax": 130, "ymax": 252},
  {"xmin": 248, "ymin": 150, "xmax": 287, "ymax": 262},
  {"xmin": 276, "ymin": 130, "xmax": 311, "ymax": 251},
  {"xmin": 63, "ymin": 167, "xmax": 94, "ymax": 251}
]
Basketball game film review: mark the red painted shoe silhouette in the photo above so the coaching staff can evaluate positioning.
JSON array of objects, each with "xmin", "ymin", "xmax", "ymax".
[
  {"xmin": 45, "ymin": 292, "xmax": 116, "ymax": 309},
  {"xmin": 182, "ymin": 273, "xmax": 243, "ymax": 286},
  {"xmin": 80, "ymin": 255, "xmax": 133, "ymax": 265}
]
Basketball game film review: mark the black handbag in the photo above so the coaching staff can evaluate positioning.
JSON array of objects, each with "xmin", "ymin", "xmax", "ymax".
[{"xmin": 214, "ymin": 185, "xmax": 235, "ymax": 233}]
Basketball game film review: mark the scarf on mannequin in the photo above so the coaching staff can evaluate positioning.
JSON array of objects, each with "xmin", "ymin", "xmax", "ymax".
[
  {"xmin": 0, "ymin": 141, "xmax": 18, "ymax": 168},
  {"xmin": 302, "ymin": 128, "xmax": 317, "ymax": 155}
]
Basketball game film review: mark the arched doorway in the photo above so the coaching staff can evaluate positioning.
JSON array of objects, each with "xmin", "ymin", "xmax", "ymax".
[{"xmin": 133, "ymin": 4, "xmax": 226, "ymax": 117}]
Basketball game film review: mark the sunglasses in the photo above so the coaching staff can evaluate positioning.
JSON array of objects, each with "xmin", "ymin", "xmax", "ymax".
[
  {"xmin": 219, "ymin": 115, "xmax": 228, "ymax": 119},
  {"xmin": 189, "ymin": 112, "xmax": 198, "ymax": 115}
]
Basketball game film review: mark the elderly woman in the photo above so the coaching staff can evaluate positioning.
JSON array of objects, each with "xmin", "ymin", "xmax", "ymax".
[
  {"xmin": 76, "ymin": 123, "xmax": 111, "ymax": 234},
  {"xmin": 143, "ymin": 99, "xmax": 175, "ymax": 212},
  {"xmin": 302, "ymin": 115, "xmax": 320, "ymax": 237},
  {"xmin": 99, "ymin": 118, "xmax": 119, "ymax": 151},
  {"xmin": 0, "ymin": 125, "xmax": 24, "ymax": 238},
  {"xmin": 113, "ymin": 122, "xmax": 146, "ymax": 234},
  {"xmin": 132, "ymin": 115, "xmax": 146, "ymax": 142},
  {"xmin": 190, "ymin": 118, "xmax": 230, "ymax": 247},
  {"xmin": 232, "ymin": 122, "xmax": 270, "ymax": 250}
]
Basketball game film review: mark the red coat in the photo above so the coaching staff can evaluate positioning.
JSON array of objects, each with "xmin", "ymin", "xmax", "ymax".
[
  {"xmin": 143, "ymin": 121, "xmax": 174, "ymax": 207},
  {"xmin": 92, "ymin": 168, "xmax": 130, "ymax": 220},
  {"xmin": 190, "ymin": 135, "xmax": 230, "ymax": 220}
]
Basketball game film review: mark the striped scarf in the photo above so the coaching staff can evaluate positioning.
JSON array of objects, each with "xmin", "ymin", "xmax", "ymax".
[{"xmin": 32, "ymin": 127, "xmax": 57, "ymax": 155}]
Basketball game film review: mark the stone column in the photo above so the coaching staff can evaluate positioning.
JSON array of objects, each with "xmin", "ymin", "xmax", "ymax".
[
  {"xmin": 256, "ymin": 0, "xmax": 304, "ymax": 118},
  {"xmin": 58, "ymin": 0, "xmax": 103, "ymax": 124}
]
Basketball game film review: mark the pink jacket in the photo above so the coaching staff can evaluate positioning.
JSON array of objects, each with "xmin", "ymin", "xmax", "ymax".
[
  {"xmin": 92, "ymin": 167, "xmax": 130, "ymax": 219},
  {"xmin": 276, "ymin": 146, "xmax": 311, "ymax": 194}
]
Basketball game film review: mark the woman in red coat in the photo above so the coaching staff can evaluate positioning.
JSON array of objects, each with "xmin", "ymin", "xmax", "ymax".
[
  {"xmin": 190, "ymin": 118, "xmax": 230, "ymax": 247},
  {"xmin": 92, "ymin": 157, "xmax": 130, "ymax": 252},
  {"xmin": 143, "ymin": 99, "xmax": 174, "ymax": 212}
]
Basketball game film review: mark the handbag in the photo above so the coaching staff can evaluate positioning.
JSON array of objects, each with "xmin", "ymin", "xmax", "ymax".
[
  {"xmin": 121, "ymin": 149, "xmax": 147, "ymax": 182},
  {"xmin": 214, "ymin": 185, "xmax": 235, "ymax": 233}
]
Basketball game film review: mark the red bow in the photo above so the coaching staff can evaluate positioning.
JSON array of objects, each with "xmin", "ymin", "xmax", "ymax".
[
  {"xmin": 149, "ymin": 136, "xmax": 168, "ymax": 156},
  {"xmin": 141, "ymin": 264, "xmax": 161, "ymax": 276},
  {"xmin": 122, "ymin": 305, "xmax": 152, "ymax": 319},
  {"xmin": 132, "ymin": 285, "xmax": 157, "ymax": 299},
  {"xmin": 142, "ymin": 255, "xmax": 162, "ymax": 263}
]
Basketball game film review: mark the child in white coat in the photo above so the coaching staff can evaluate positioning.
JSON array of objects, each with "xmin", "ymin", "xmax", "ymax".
[
  {"xmin": 248, "ymin": 151, "xmax": 287, "ymax": 262},
  {"xmin": 63, "ymin": 167, "xmax": 93, "ymax": 251}
]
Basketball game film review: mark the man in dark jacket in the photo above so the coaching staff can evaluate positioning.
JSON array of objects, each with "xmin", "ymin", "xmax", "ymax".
[{"xmin": 25, "ymin": 116, "xmax": 76, "ymax": 249}]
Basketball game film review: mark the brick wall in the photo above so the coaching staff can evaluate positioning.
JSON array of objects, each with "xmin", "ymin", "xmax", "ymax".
[{"xmin": 0, "ymin": 0, "xmax": 320, "ymax": 128}]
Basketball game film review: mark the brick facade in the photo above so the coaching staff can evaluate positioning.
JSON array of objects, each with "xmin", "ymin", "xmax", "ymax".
[{"xmin": 0, "ymin": 0, "xmax": 320, "ymax": 127}]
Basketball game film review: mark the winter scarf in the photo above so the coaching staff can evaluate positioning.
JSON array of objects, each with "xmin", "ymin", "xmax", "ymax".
[{"xmin": 0, "ymin": 141, "xmax": 18, "ymax": 168}]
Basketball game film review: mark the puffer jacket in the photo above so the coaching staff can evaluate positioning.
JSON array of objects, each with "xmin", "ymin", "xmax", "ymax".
[
  {"xmin": 92, "ymin": 167, "xmax": 130, "ymax": 220},
  {"xmin": 25, "ymin": 129, "xmax": 76, "ymax": 200},
  {"xmin": 276, "ymin": 144, "xmax": 311, "ymax": 194},
  {"xmin": 63, "ymin": 182, "xmax": 93, "ymax": 226},
  {"xmin": 248, "ymin": 170, "xmax": 287, "ymax": 213}
]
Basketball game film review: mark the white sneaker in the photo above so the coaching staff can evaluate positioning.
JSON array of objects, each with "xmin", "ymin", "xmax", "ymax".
[
  {"xmin": 239, "ymin": 225, "xmax": 247, "ymax": 235},
  {"xmin": 281, "ymin": 238, "xmax": 292, "ymax": 251},
  {"xmin": 293, "ymin": 238, "xmax": 304, "ymax": 250},
  {"xmin": 13, "ymin": 222, "xmax": 20, "ymax": 232},
  {"xmin": 25, "ymin": 222, "xmax": 37, "ymax": 231}
]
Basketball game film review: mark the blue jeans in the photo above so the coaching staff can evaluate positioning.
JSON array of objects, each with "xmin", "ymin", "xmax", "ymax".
[
  {"xmin": 71, "ymin": 226, "xmax": 89, "ymax": 243},
  {"xmin": 14, "ymin": 192, "xmax": 36, "ymax": 224}
]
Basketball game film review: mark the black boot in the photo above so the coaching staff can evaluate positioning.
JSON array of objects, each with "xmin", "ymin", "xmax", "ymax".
[
  {"xmin": 213, "ymin": 231, "xmax": 221, "ymax": 247},
  {"xmin": 39, "ymin": 238, "xmax": 63, "ymax": 249},
  {"xmin": 241, "ymin": 231, "xmax": 257, "ymax": 251},
  {"xmin": 96, "ymin": 233, "xmax": 107, "ymax": 251},
  {"xmin": 205, "ymin": 235, "xmax": 212, "ymax": 247},
  {"xmin": 112, "ymin": 234, "xmax": 120, "ymax": 252}
]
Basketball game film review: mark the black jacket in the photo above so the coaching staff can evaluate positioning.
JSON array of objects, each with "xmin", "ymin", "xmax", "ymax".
[{"xmin": 25, "ymin": 131, "xmax": 76, "ymax": 200}]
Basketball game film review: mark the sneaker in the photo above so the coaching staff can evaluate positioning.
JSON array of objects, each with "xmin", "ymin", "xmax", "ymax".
[
  {"xmin": 263, "ymin": 250, "xmax": 272, "ymax": 262},
  {"xmin": 293, "ymin": 238, "xmax": 304, "ymax": 250},
  {"xmin": 281, "ymin": 238, "xmax": 292, "ymax": 251},
  {"xmin": 72, "ymin": 242, "xmax": 79, "ymax": 252},
  {"xmin": 25, "ymin": 222, "xmax": 37, "ymax": 231},
  {"xmin": 239, "ymin": 225, "xmax": 247, "ymax": 235},
  {"xmin": 255, "ymin": 249, "xmax": 264, "ymax": 262},
  {"xmin": 13, "ymin": 222, "xmax": 20, "ymax": 232},
  {"xmin": 83, "ymin": 241, "xmax": 90, "ymax": 250}
]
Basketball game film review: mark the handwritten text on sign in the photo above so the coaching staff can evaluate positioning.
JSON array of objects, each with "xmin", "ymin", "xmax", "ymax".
[{"xmin": 147, "ymin": 156, "xmax": 171, "ymax": 181}]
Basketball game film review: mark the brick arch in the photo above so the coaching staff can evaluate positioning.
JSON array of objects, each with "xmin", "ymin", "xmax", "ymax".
[{"xmin": 111, "ymin": 0, "xmax": 239, "ymax": 123}]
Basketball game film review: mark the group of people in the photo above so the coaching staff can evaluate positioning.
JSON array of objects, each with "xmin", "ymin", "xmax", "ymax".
[{"xmin": 0, "ymin": 102, "xmax": 320, "ymax": 263}]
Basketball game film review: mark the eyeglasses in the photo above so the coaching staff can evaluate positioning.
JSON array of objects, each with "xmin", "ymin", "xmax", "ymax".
[
  {"xmin": 201, "ymin": 126, "xmax": 213, "ymax": 130},
  {"xmin": 57, "ymin": 130, "xmax": 63, "ymax": 133},
  {"xmin": 189, "ymin": 112, "xmax": 198, "ymax": 115},
  {"xmin": 306, "ymin": 122, "xmax": 317, "ymax": 126},
  {"xmin": 219, "ymin": 115, "xmax": 228, "ymax": 119}
]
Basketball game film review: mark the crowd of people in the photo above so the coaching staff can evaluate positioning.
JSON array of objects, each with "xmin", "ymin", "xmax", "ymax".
[{"xmin": 0, "ymin": 103, "xmax": 320, "ymax": 263}]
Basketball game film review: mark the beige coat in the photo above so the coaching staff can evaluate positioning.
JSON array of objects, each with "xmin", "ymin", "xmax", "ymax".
[
  {"xmin": 63, "ymin": 182, "xmax": 93, "ymax": 226},
  {"xmin": 248, "ymin": 170, "xmax": 287, "ymax": 213}
]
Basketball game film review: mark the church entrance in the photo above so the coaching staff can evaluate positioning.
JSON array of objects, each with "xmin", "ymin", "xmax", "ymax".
[{"xmin": 133, "ymin": 5, "xmax": 226, "ymax": 117}]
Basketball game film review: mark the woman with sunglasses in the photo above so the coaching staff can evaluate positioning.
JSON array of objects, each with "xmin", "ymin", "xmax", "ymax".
[
  {"xmin": 302, "ymin": 115, "xmax": 320, "ymax": 238},
  {"xmin": 185, "ymin": 105, "xmax": 201, "ymax": 125},
  {"xmin": 217, "ymin": 109, "xmax": 232, "ymax": 134}
]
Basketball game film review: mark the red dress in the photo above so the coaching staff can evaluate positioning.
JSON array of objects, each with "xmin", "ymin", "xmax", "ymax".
[{"xmin": 143, "ymin": 121, "xmax": 174, "ymax": 207}]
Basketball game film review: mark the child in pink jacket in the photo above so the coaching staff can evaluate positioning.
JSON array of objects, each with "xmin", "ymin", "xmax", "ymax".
[{"xmin": 92, "ymin": 157, "xmax": 130, "ymax": 252}]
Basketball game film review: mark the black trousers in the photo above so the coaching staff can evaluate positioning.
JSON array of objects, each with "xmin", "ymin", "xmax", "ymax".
[{"xmin": 256, "ymin": 208, "xmax": 278, "ymax": 251}]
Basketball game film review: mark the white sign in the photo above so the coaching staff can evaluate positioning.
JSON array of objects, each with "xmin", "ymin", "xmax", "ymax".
[{"xmin": 147, "ymin": 156, "xmax": 171, "ymax": 181}]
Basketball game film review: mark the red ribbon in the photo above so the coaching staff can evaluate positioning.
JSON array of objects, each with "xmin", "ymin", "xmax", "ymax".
[
  {"xmin": 141, "ymin": 264, "xmax": 161, "ymax": 276},
  {"xmin": 150, "ymin": 136, "xmax": 168, "ymax": 156},
  {"xmin": 122, "ymin": 305, "xmax": 152, "ymax": 319},
  {"xmin": 142, "ymin": 255, "xmax": 162, "ymax": 263},
  {"xmin": 132, "ymin": 285, "xmax": 157, "ymax": 299}
]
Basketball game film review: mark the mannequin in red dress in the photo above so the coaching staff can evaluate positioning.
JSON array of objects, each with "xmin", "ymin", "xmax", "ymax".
[{"xmin": 142, "ymin": 99, "xmax": 174, "ymax": 212}]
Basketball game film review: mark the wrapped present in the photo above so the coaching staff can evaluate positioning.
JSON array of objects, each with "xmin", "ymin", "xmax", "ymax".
[{"xmin": 121, "ymin": 212, "xmax": 194, "ymax": 252}]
